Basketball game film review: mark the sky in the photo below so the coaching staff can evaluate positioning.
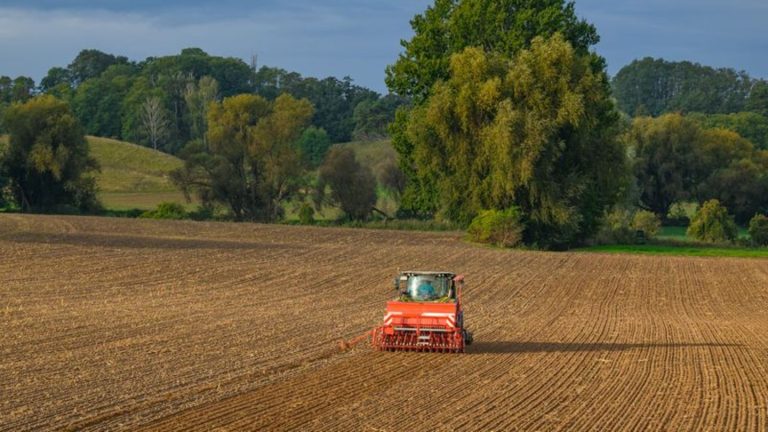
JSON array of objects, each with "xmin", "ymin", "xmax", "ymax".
[{"xmin": 1, "ymin": 0, "xmax": 767, "ymax": 94}]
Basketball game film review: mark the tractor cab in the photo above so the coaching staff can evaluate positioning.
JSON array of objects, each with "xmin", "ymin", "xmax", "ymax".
[{"xmin": 395, "ymin": 271, "xmax": 457, "ymax": 302}]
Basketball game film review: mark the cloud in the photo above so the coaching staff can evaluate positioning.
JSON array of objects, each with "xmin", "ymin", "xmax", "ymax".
[{"xmin": 0, "ymin": 2, "xmax": 431, "ymax": 92}]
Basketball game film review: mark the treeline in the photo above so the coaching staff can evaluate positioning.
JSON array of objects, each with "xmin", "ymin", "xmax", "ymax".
[
  {"xmin": 0, "ymin": 48, "xmax": 408, "ymax": 153},
  {"xmin": 3, "ymin": 0, "xmax": 768, "ymax": 249},
  {"xmin": 612, "ymin": 58, "xmax": 768, "ymax": 149}
]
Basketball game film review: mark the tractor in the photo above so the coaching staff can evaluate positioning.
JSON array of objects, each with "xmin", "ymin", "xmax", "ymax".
[{"xmin": 372, "ymin": 271, "xmax": 472, "ymax": 353}]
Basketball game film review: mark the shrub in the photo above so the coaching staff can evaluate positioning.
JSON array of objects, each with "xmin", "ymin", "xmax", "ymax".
[
  {"xmin": 594, "ymin": 208, "xmax": 635, "ymax": 244},
  {"xmin": 298, "ymin": 202, "xmax": 315, "ymax": 225},
  {"xmin": 631, "ymin": 210, "xmax": 661, "ymax": 238},
  {"xmin": 141, "ymin": 202, "xmax": 188, "ymax": 220},
  {"xmin": 687, "ymin": 199, "xmax": 737, "ymax": 242},
  {"xmin": 748, "ymin": 214, "xmax": 768, "ymax": 246},
  {"xmin": 467, "ymin": 208, "xmax": 524, "ymax": 248}
]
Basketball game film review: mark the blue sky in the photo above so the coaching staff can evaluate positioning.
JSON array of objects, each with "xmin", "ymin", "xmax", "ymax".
[{"xmin": 1, "ymin": 1, "xmax": 766, "ymax": 93}]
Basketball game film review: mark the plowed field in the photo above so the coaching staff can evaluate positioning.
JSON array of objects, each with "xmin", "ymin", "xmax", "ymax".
[{"xmin": 2, "ymin": 214, "xmax": 768, "ymax": 431}]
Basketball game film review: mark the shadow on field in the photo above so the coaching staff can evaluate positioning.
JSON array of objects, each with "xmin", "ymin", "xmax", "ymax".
[
  {"xmin": 468, "ymin": 341, "xmax": 741, "ymax": 354},
  {"xmin": 4, "ymin": 231, "xmax": 297, "ymax": 251}
]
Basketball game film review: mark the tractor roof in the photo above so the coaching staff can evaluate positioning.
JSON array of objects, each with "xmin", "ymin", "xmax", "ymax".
[{"xmin": 400, "ymin": 271, "xmax": 456, "ymax": 276}]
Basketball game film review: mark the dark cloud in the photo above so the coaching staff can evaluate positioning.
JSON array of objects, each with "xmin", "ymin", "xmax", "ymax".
[{"xmin": 0, "ymin": 0, "xmax": 766, "ymax": 94}]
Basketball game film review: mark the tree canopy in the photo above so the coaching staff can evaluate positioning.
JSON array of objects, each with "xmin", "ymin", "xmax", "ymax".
[
  {"xmin": 385, "ymin": 0, "xmax": 600, "ymax": 102},
  {"xmin": 627, "ymin": 113, "xmax": 768, "ymax": 223},
  {"xmin": 172, "ymin": 93, "xmax": 313, "ymax": 221},
  {"xmin": 1, "ymin": 95, "xmax": 99, "ymax": 212},
  {"xmin": 400, "ymin": 35, "xmax": 625, "ymax": 247},
  {"xmin": 612, "ymin": 58, "xmax": 756, "ymax": 116}
]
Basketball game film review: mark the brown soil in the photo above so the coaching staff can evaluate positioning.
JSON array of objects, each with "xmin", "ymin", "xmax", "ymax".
[{"xmin": 1, "ymin": 214, "xmax": 767, "ymax": 431}]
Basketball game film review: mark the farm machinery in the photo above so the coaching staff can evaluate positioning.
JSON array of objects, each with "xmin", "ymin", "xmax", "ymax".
[
  {"xmin": 372, "ymin": 271, "xmax": 472, "ymax": 353},
  {"xmin": 339, "ymin": 271, "xmax": 472, "ymax": 353}
]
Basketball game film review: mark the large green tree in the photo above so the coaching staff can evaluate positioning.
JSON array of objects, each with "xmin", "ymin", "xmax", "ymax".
[
  {"xmin": 173, "ymin": 93, "xmax": 313, "ymax": 221},
  {"xmin": 402, "ymin": 36, "xmax": 625, "ymax": 247},
  {"xmin": 385, "ymin": 0, "xmax": 599, "ymax": 102},
  {"xmin": 387, "ymin": 0, "xmax": 607, "ymax": 229},
  {"xmin": 1, "ymin": 95, "xmax": 99, "ymax": 212}
]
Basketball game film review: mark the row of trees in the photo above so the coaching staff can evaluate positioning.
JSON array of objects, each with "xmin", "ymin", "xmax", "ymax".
[
  {"xmin": 2, "ymin": 48, "xmax": 407, "ymax": 157},
  {"xmin": 611, "ymin": 57, "xmax": 768, "ymax": 117}
]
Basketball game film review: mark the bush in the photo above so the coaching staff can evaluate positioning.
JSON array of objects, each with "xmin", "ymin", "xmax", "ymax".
[
  {"xmin": 594, "ymin": 208, "xmax": 635, "ymax": 244},
  {"xmin": 631, "ymin": 210, "xmax": 661, "ymax": 238},
  {"xmin": 140, "ymin": 202, "xmax": 188, "ymax": 220},
  {"xmin": 298, "ymin": 202, "xmax": 315, "ymax": 225},
  {"xmin": 687, "ymin": 199, "xmax": 737, "ymax": 242},
  {"xmin": 467, "ymin": 208, "xmax": 524, "ymax": 248},
  {"xmin": 749, "ymin": 214, "xmax": 768, "ymax": 246}
]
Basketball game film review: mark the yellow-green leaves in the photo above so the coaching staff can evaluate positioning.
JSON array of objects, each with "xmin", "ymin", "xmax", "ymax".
[{"xmin": 403, "ymin": 34, "xmax": 624, "ymax": 247}]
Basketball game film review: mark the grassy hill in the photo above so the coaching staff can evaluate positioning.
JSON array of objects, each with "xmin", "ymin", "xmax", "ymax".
[
  {"xmin": 86, "ymin": 136, "xmax": 191, "ymax": 210},
  {"xmin": 1, "ymin": 134, "xmax": 188, "ymax": 211}
]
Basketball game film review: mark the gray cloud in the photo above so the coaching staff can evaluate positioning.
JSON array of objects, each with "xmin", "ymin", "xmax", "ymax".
[{"xmin": 1, "ymin": 0, "xmax": 766, "ymax": 94}]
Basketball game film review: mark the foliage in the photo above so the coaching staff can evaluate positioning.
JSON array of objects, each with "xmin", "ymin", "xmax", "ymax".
[
  {"xmin": 698, "ymin": 157, "xmax": 768, "ymax": 225},
  {"xmin": 467, "ymin": 208, "xmax": 524, "ymax": 248},
  {"xmin": 627, "ymin": 113, "xmax": 766, "ymax": 221},
  {"xmin": 298, "ymin": 202, "xmax": 315, "ymax": 225},
  {"xmin": 746, "ymin": 80, "xmax": 768, "ymax": 116},
  {"xmin": 631, "ymin": 210, "xmax": 661, "ymax": 238},
  {"xmin": 1, "ymin": 95, "xmax": 100, "ymax": 212},
  {"xmin": 688, "ymin": 112, "xmax": 768, "ymax": 150},
  {"xmin": 612, "ymin": 57, "xmax": 755, "ymax": 116},
  {"xmin": 254, "ymin": 67, "xmax": 379, "ymax": 143},
  {"xmin": 172, "ymin": 93, "xmax": 313, "ymax": 222},
  {"xmin": 317, "ymin": 146, "xmax": 377, "ymax": 220},
  {"xmin": 385, "ymin": 0, "xmax": 600, "ymax": 102},
  {"xmin": 352, "ymin": 94, "xmax": 409, "ymax": 140},
  {"xmin": 68, "ymin": 49, "xmax": 129, "ymax": 85},
  {"xmin": 140, "ymin": 201, "xmax": 188, "ymax": 219},
  {"xmin": 593, "ymin": 208, "xmax": 636, "ymax": 245},
  {"xmin": 184, "ymin": 76, "xmax": 219, "ymax": 145},
  {"xmin": 296, "ymin": 126, "xmax": 331, "ymax": 168},
  {"xmin": 687, "ymin": 199, "xmax": 738, "ymax": 243},
  {"xmin": 399, "ymin": 36, "xmax": 625, "ymax": 248},
  {"xmin": 748, "ymin": 214, "xmax": 768, "ymax": 246}
]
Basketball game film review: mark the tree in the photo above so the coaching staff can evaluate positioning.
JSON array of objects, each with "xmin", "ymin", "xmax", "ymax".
[
  {"xmin": 1, "ymin": 95, "xmax": 99, "ymax": 212},
  {"xmin": 184, "ymin": 76, "xmax": 219, "ymax": 147},
  {"xmin": 748, "ymin": 214, "xmax": 768, "ymax": 246},
  {"xmin": 296, "ymin": 126, "xmax": 331, "ymax": 168},
  {"xmin": 172, "ymin": 93, "xmax": 313, "ymax": 221},
  {"xmin": 317, "ymin": 146, "xmax": 377, "ymax": 220},
  {"xmin": 399, "ymin": 36, "xmax": 625, "ymax": 247},
  {"xmin": 687, "ymin": 199, "xmax": 738, "ymax": 242},
  {"xmin": 140, "ymin": 96, "xmax": 170, "ymax": 151},
  {"xmin": 628, "ymin": 114, "xmax": 704, "ymax": 216},
  {"xmin": 352, "ymin": 94, "xmax": 409, "ymax": 140},
  {"xmin": 628, "ymin": 113, "xmax": 765, "ymax": 221},
  {"xmin": 40, "ymin": 67, "xmax": 72, "ymax": 92},
  {"xmin": 68, "ymin": 49, "xmax": 129, "ymax": 85},
  {"xmin": 747, "ymin": 80, "xmax": 768, "ymax": 116},
  {"xmin": 688, "ymin": 112, "xmax": 768, "ymax": 150},
  {"xmin": 385, "ymin": 0, "xmax": 599, "ymax": 101},
  {"xmin": 71, "ymin": 64, "xmax": 135, "ymax": 139}
]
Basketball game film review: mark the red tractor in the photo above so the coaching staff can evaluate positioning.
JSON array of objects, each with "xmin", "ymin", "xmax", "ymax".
[{"xmin": 372, "ymin": 271, "xmax": 473, "ymax": 353}]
